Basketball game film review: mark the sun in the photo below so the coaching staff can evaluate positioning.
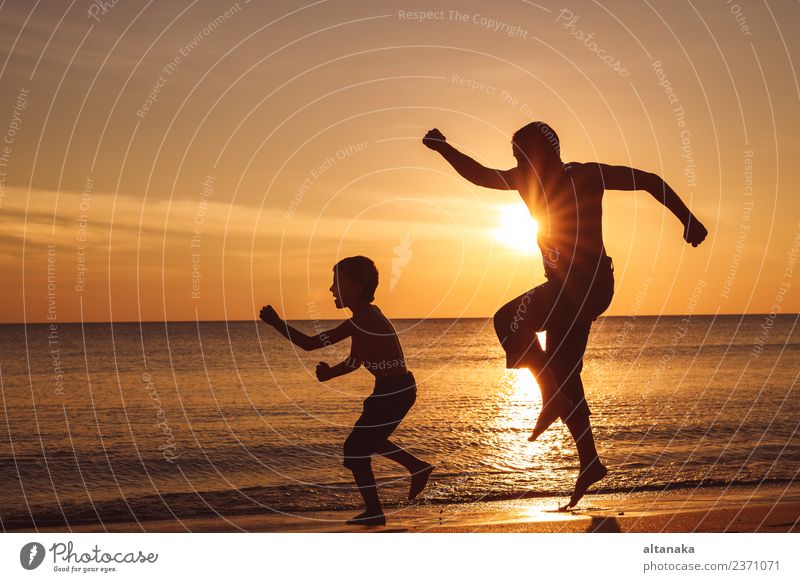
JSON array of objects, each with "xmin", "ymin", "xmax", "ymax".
[{"xmin": 492, "ymin": 203, "xmax": 538, "ymax": 254}]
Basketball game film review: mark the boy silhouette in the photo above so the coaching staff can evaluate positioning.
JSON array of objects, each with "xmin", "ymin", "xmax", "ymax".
[
  {"xmin": 423, "ymin": 122, "xmax": 707, "ymax": 508},
  {"xmin": 260, "ymin": 255, "xmax": 433, "ymax": 525}
]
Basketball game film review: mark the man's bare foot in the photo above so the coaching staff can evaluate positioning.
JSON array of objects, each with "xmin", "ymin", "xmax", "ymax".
[
  {"xmin": 528, "ymin": 392, "xmax": 574, "ymax": 441},
  {"xmin": 345, "ymin": 511, "xmax": 386, "ymax": 526},
  {"xmin": 409, "ymin": 463, "xmax": 434, "ymax": 500},
  {"xmin": 564, "ymin": 460, "xmax": 608, "ymax": 509}
]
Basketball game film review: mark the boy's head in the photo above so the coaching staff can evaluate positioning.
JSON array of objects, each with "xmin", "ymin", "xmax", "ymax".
[
  {"xmin": 330, "ymin": 256, "xmax": 379, "ymax": 309},
  {"xmin": 512, "ymin": 121, "xmax": 561, "ymax": 166}
]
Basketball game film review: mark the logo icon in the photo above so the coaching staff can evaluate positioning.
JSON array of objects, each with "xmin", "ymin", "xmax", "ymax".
[
  {"xmin": 20, "ymin": 542, "xmax": 46, "ymax": 570},
  {"xmin": 390, "ymin": 234, "xmax": 413, "ymax": 291}
]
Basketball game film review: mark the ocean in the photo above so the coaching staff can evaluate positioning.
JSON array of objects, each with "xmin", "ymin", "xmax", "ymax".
[{"xmin": 1, "ymin": 314, "xmax": 798, "ymax": 529}]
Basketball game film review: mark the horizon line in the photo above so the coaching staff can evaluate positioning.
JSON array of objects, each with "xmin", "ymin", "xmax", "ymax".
[{"xmin": 2, "ymin": 313, "xmax": 797, "ymax": 325}]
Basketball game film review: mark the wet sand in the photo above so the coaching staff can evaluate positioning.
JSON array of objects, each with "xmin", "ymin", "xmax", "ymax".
[{"xmin": 24, "ymin": 482, "xmax": 800, "ymax": 533}]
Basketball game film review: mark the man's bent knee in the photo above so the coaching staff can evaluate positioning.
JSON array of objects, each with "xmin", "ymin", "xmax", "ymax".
[{"xmin": 494, "ymin": 292, "xmax": 528, "ymax": 327}]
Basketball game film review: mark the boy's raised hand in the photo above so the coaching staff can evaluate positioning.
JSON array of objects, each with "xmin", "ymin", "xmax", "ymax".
[
  {"xmin": 259, "ymin": 305, "xmax": 282, "ymax": 327},
  {"xmin": 423, "ymin": 128, "xmax": 446, "ymax": 151},
  {"xmin": 683, "ymin": 216, "xmax": 708, "ymax": 247},
  {"xmin": 316, "ymin": 362, "xmax": 333, "ymax": 382}
]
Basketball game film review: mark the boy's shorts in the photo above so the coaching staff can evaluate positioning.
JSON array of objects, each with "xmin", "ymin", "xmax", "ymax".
[{"xmin": 342, "ymin": 372, "xmax": 417, "ymax": 470}]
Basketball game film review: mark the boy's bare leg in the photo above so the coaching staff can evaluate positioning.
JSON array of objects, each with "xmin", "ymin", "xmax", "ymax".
[
  {"xmin": 376, "ymin": 440, "xmax": 434, "ymax": 500},
  {"xmin": 561, "ymin": 413, "xmax": 607, "ymax": 510},
  {"xmin": 347, "ymin": 466, "xmax": 386, "ymax": 525}
]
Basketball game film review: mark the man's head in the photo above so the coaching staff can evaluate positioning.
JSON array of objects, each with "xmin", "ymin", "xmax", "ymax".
[
  {"xmin": 330, "ymin": 256, "xmax": 379, "ymax": 309},
  {"xmin": 512, "ymin": 121, "xmax": 561, "ymax": 166}
]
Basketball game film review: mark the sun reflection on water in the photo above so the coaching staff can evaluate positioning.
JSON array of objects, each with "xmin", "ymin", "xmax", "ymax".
[{"xmin": 489, "ymin": 368, "xmax": 571, "ymax": 473}]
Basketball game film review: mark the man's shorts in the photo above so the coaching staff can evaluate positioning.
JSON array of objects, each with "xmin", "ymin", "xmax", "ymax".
[{"xmin": 494, "ymin": 255, "xmax": 615, "ymax": 417}]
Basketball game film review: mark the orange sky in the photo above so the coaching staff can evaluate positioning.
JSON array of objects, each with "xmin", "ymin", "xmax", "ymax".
[{"xmin": 0, "ymin": 0, "xmax": 798, "ymax": 323}]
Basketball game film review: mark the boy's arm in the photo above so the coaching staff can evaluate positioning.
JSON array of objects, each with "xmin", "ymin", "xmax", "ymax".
[
  {"xmin": 423, "ymin": 128, "xmax": 518, "ymax": 190},
  {"xmin": 259, "ymin": 305, "xmax": 353, "ymax": 351},
  {"xmin": 316, "ymin": 350, "xmax": 361, "ymax": 382},
  {"xmin": 592, "ymin": 163, "xmax": 708, "ymax": 247}
]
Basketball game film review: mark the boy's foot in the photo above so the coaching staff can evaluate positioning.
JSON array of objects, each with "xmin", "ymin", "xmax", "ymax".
[
  {"xmin": 345, "ymin": 511, "xmax": 386, "ymax": 526},
  {"xmin": 528, "ymin": 392, "xmax": 574, "ymax": 441},
  {"xmin": 408, "ymin": 463, "xmax": 434, "ymax": 500},
  {"xmin": 565, "ymin": 461, "xmax": 608, "ymax": 509}
]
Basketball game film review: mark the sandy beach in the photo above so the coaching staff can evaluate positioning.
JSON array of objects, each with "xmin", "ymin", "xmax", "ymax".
[{"xmin": 23, "ymin": 482, "xmax": 800, "ymax": 534}]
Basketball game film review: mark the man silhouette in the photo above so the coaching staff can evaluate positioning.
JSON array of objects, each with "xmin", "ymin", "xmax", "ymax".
[{"xmin": 424, "ymin": 122, "xmax": 707, "ymax": 508}]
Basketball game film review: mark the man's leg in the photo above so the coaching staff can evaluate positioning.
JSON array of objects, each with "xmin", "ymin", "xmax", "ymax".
[
  {"xmin": 549, "ymin": 319, "xmax": 608, "ymax": 508},
  {"xmin": 563, "ymin": 413, "xmax": 607, "ymax": 509},
  {"xmin": 526, "ymin": 341, "xmax": 575, "ymax": 441},
  {"xmin": 493, "ymin": 287, "xmax": 547, "ymax": 369},
  {"xmin": 520, "ymin": 285, "xmax": 580, "ymax": 440},
  {"xmin": 494, "ymin": 283, "xmax": 573, "ymax": 439},
  {"xmin": 549, "ymin": 319, "xmax": 592, "ymax": 419}
]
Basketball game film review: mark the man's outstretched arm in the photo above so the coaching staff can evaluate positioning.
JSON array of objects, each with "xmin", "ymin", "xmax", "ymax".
[
  {"xmin": 423, "ymin": 128, "xmax": 517, "ymax": 190},
  {"xmin": 593, "ymin": 163, "xmax": 708, "ymax": 247}
]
